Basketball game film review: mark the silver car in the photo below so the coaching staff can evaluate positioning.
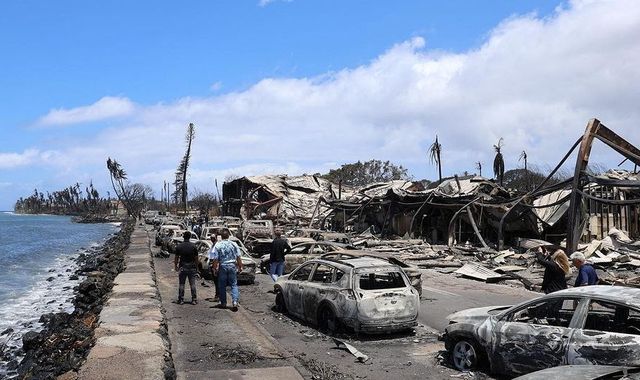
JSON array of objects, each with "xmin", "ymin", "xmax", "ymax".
[
  {"xmin": 274, "ymin": 257, "xmax": 419, "ymax": 334},
  {"xmin": 442, "ymin": 286, "xmax": 640, "ymax": 377},
  {"xmin": 195, "ymin": 240, "xmax": 257, "ymax": 284}
]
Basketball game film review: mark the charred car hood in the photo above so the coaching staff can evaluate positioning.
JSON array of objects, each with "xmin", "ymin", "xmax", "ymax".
[{"xmin": 446, "ymin": 305, "xmax": 511, "ymax": 324}]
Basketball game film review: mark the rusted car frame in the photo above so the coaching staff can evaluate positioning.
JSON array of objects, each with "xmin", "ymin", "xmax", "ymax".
[{"xmin": 259, "ymin": 241, "xmax": 351, "ymax": 274}]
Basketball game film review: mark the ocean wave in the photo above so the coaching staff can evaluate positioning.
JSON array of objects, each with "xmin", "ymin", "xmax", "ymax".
[
  {"xmin": 0, "ymin": 255, "xmax": 84, "ymax": 371},
  {"xmin": 0, "ymin": 217, "xmax": 115, "ymax": 377}
]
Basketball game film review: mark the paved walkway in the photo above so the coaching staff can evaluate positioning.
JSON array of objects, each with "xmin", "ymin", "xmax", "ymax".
[
  {"xmin": 77, "ymin": 225, "xmax": 168, "ymax": 380},
  {"xmin": 75, "ymin": 224, "xmax": 305, "ymax": 380},
  {"xmin": 151, "ymin": 232, "xmax": 306, "ymax": 380}
]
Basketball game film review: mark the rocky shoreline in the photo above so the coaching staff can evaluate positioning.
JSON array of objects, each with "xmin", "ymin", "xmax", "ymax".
[{"xmin": 10, "ymin": 219, "xmax": 134, "ymax": 379}]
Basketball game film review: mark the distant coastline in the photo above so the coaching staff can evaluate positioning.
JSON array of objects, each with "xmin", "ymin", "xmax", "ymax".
[{"xmin": 10, "ymin": 210, "xmax": 123, "ymax": 224}]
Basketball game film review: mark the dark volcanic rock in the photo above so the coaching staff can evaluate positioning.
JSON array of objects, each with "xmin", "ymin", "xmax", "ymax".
[{"xmin": 15, "ymin": 219, "xmax": 134, "ymax": 380}]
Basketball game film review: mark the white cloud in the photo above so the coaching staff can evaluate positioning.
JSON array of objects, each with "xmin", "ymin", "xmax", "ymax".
[
  {"xmin": 258, "ymin": 0, "xmax": 292, "ymax": 7},
  {"xmin": 9, "ymin": 0, "xmax": 640, "ymax": 206},
  {"xmin": 209, "ymin": 82, "xmax": 223, "ymax": 91},
  {"xmin": 0, "ymin": 149, "xmax": 40, "ymax": 168},
  {"xmin": 36, "ymin": 96, "xmax": 135, "ymax": 126}
]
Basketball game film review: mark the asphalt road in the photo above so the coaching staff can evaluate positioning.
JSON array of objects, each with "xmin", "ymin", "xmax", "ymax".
[{"xmin": 419, "ymin": 269, "xmax": 539, "ymax": 331}]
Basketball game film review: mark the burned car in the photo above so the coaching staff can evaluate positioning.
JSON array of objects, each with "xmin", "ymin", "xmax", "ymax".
[
  {"xmin": 155, "ymin": 224, "xmax": 181, "ymax": 246},
  {"xmin": 194, "ymin": 240, "xmax": 257, "ymax": 284},
  {"xmin": 259, "ymin": 241, "xmax": 353, "ymax": 274},
  {"xmin": 274, "ymin": 257, "xmax": 419, "ymax": 334},
  {"xmin": 285, "ymin": 228, "xmax": 352, "ymax": 245},
  {"xmin": 442, "ymin": 286, "xmax": 640, "ymax": 377},
  {"xmin": 240, "ymin": 219, "xmax": 274, "ymax": 257},
  {"xmin": 513, "ymin": 365, "xmax": 640, "ymax": 380},
  {"xmin": 201, "ymin": 226, "xmax": 235, "ymax": 240},
  {"xmin": 165, "ymin": 230, "xmax": 199, "ymax": 253},
  {"xmin": 321, "ymin": 250, "xmax": 422, "ymax": 297}
]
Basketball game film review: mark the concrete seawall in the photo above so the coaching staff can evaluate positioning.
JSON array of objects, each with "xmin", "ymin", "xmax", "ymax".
[{"xmin": 75, "ymin": 225, "xmax": 171, "ymax": 380}]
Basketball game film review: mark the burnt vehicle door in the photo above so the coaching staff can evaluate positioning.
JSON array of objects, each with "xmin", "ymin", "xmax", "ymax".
[
  {"xmin": 492, "ymin": 297, "xmax": 583, "ymax": 375},
  {"xmin": 567, "ymin": 299, "xmax": 640, "ymax": 366},
  {"xmin": 302, "ymin": 263, "xmax": 344, "ymax": 322},
  {"xmin": 285, "ymin": 263, "xmax": 315, "ymax": 319},
  {"xmin": 285, "ymin": 244, "xmax": 312, "ymax": 273}
]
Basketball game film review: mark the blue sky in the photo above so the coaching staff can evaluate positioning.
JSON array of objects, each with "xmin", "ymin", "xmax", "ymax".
[
  {"xmin": 2, "ymin": 0, "xmax": 640, "ymax": 210},
  {"xmin": 2, "ymin": 0, "xmax": 558, "ymax": 130}
]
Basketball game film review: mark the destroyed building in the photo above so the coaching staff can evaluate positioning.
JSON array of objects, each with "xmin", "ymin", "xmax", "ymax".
[
  {"xmin": 222, "ymin": 120, "xmax": 640, "ymax": 254},
  {"xmin": 222, "ymin": 175, "xmax": 352, "ymax": 225}
]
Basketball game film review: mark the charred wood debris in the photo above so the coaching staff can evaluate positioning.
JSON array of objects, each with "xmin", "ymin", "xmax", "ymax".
[{"xmin": 222, "ymin": 119, "xmax": 640, "ymax": 291}]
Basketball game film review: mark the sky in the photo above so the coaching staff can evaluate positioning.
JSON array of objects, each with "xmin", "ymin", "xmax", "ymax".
[{"xmin": 1, "ymin": 0, "xmax": 640, "ymax": 210}]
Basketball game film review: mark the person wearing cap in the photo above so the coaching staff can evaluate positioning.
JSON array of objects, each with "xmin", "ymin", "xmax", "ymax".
[
  {"xmin": 174, "ymin": 231, "xmax": 199, "ymax": 304},
  {"xmin": 569, "ymin": 251, "xmax": 599, "ymax": 287}
]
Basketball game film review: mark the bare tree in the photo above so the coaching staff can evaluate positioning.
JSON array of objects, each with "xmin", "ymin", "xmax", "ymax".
[
  {"xmin": 174, "ymin": 123, "xmax": 195, "ymax": 213},
  {"xmin": 428, "ymin": 135, "xmax": 443, "ymax": 183},
  {"xmin": 475, "ymin": 161, "xmax": 482, "ymax": 177},
  {"xmin": 190, "ymin": 190, "xmax": 218, "ymax": 214},
  {"xmin": 493, "ymin": 138, "xmax": 505, "ymax": 186},
  {"xmin": 519, "ymin": 150, "xmax": 528, "ymax": 190}
]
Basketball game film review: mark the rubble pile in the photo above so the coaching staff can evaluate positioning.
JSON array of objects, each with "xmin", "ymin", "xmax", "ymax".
[
  {"xmin": 345, "ymin": 226, "xmax": 640, "ymax": 292},
  {"xmin": 218, "ymin": 120, "xmax": 640, "ymax": 292}
]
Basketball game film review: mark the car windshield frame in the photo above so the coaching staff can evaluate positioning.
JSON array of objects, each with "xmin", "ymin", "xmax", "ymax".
[
  {"xmin": 354, "ymin": 268, "xmax": 409, "ymax": 291},
  {"xmin": 497, "ymin": 295, "xmax": 588, "ymax": 327}
]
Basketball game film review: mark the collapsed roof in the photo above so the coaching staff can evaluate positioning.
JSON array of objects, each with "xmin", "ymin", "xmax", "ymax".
[{"xmin": 222, "ymin": 175, "xmax": 354, "ymax": 223}]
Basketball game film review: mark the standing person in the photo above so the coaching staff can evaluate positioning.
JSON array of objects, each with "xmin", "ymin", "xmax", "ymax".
[
  {"xmin": 174, "ymin": 231, "xmax": 198, "ymax": 304},
  {"xmin": 536, "ymin": 247, "xmax": 570, "ymax": 293},
  {"xmin": 270, "ymin": 230, "xmax": 291, "ymax": 282},
  {"xmin": 569, "ymin": 252, "xmax": 599, "ymax": 287},
  {"xmin": 209, "ymin": 230, "xmax": 243, "ymax": 311},
  {"xmin": 206, "ymin": 235, "xmax": 221, "ymax": 302},
  {"xmin": 193, "ymin": 223, "xmax": 202, "ymax": 240}
]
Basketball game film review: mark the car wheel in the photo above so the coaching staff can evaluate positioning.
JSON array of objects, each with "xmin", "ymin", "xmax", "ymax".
[
  {"xmin": 275, "ymin": 292, "xmax": 287, "ymax": 313},
  {"xmin": 451, "ymin": 339, "xmax": 482, "ymax": 371},
  {"xmin": 318, "ymin": 305, "xmax": 339, "ymax": 334}
]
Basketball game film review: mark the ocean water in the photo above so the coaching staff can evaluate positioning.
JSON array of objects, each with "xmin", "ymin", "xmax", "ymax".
[{"xmin": 0, "ymin": 212, "xmax": 118, "ymax": 372}]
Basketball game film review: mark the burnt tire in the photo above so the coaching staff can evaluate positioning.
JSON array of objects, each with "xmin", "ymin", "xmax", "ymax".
[
  {"xmin": 275, "ymin": 292, "xmax": 287, "ymax": 313},
  {"xmin": 451, "ymin": 338, "xmax": 485, "ymax": 372},
  {"xmin": 318, "ymin": 305, "xmax": 339, "ymax": 334}
]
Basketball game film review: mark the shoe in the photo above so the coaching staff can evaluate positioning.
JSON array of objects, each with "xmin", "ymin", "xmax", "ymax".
[
  {"xmin": 231, "ymin": 302, "xmax": 238, "ymax": 312},
  {"xmin": 191, "ymin": 300, "xmax": 198, "ymax": 305},
  {"xmin": 218, "ymin": 304, "xmax": 226, "ymax": 309},
  {"xmin": 177, "ymin": 300, "xmax": 184, "ymax": 305}
]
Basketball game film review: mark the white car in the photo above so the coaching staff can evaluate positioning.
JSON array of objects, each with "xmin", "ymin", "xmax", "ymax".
[
  {"xmin": 274, "ymin": 257, "xmax": 419, "ymax": 334},
  {"xmin": 194, "ymin": 240, "xmax": 257, "ymax": 284}
]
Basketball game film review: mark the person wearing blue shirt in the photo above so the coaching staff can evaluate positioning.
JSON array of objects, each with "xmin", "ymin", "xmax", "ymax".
[
  {"xmin": 569, "ymin": 252, "xmax": 599, "ymax": 287},
  {"xmin": 209, "ymin": 229, "xmax": 243, "ymax": 310}
]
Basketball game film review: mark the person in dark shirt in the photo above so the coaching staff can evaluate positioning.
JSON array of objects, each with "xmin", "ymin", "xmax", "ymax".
[
  {"xmin": 174, "ymin": 231, "xmax": 199, "ymax": 304},
  {"xmin": 570, "ymin": 252, "xmax": 599, "ymax": 287},
  {"xmin": 536, "ymin": 247, "xmax": 570, "ymax": 294},
  {"xmin": 269, "ymin": 230, "xmax": 291, "ymax": 281}
]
